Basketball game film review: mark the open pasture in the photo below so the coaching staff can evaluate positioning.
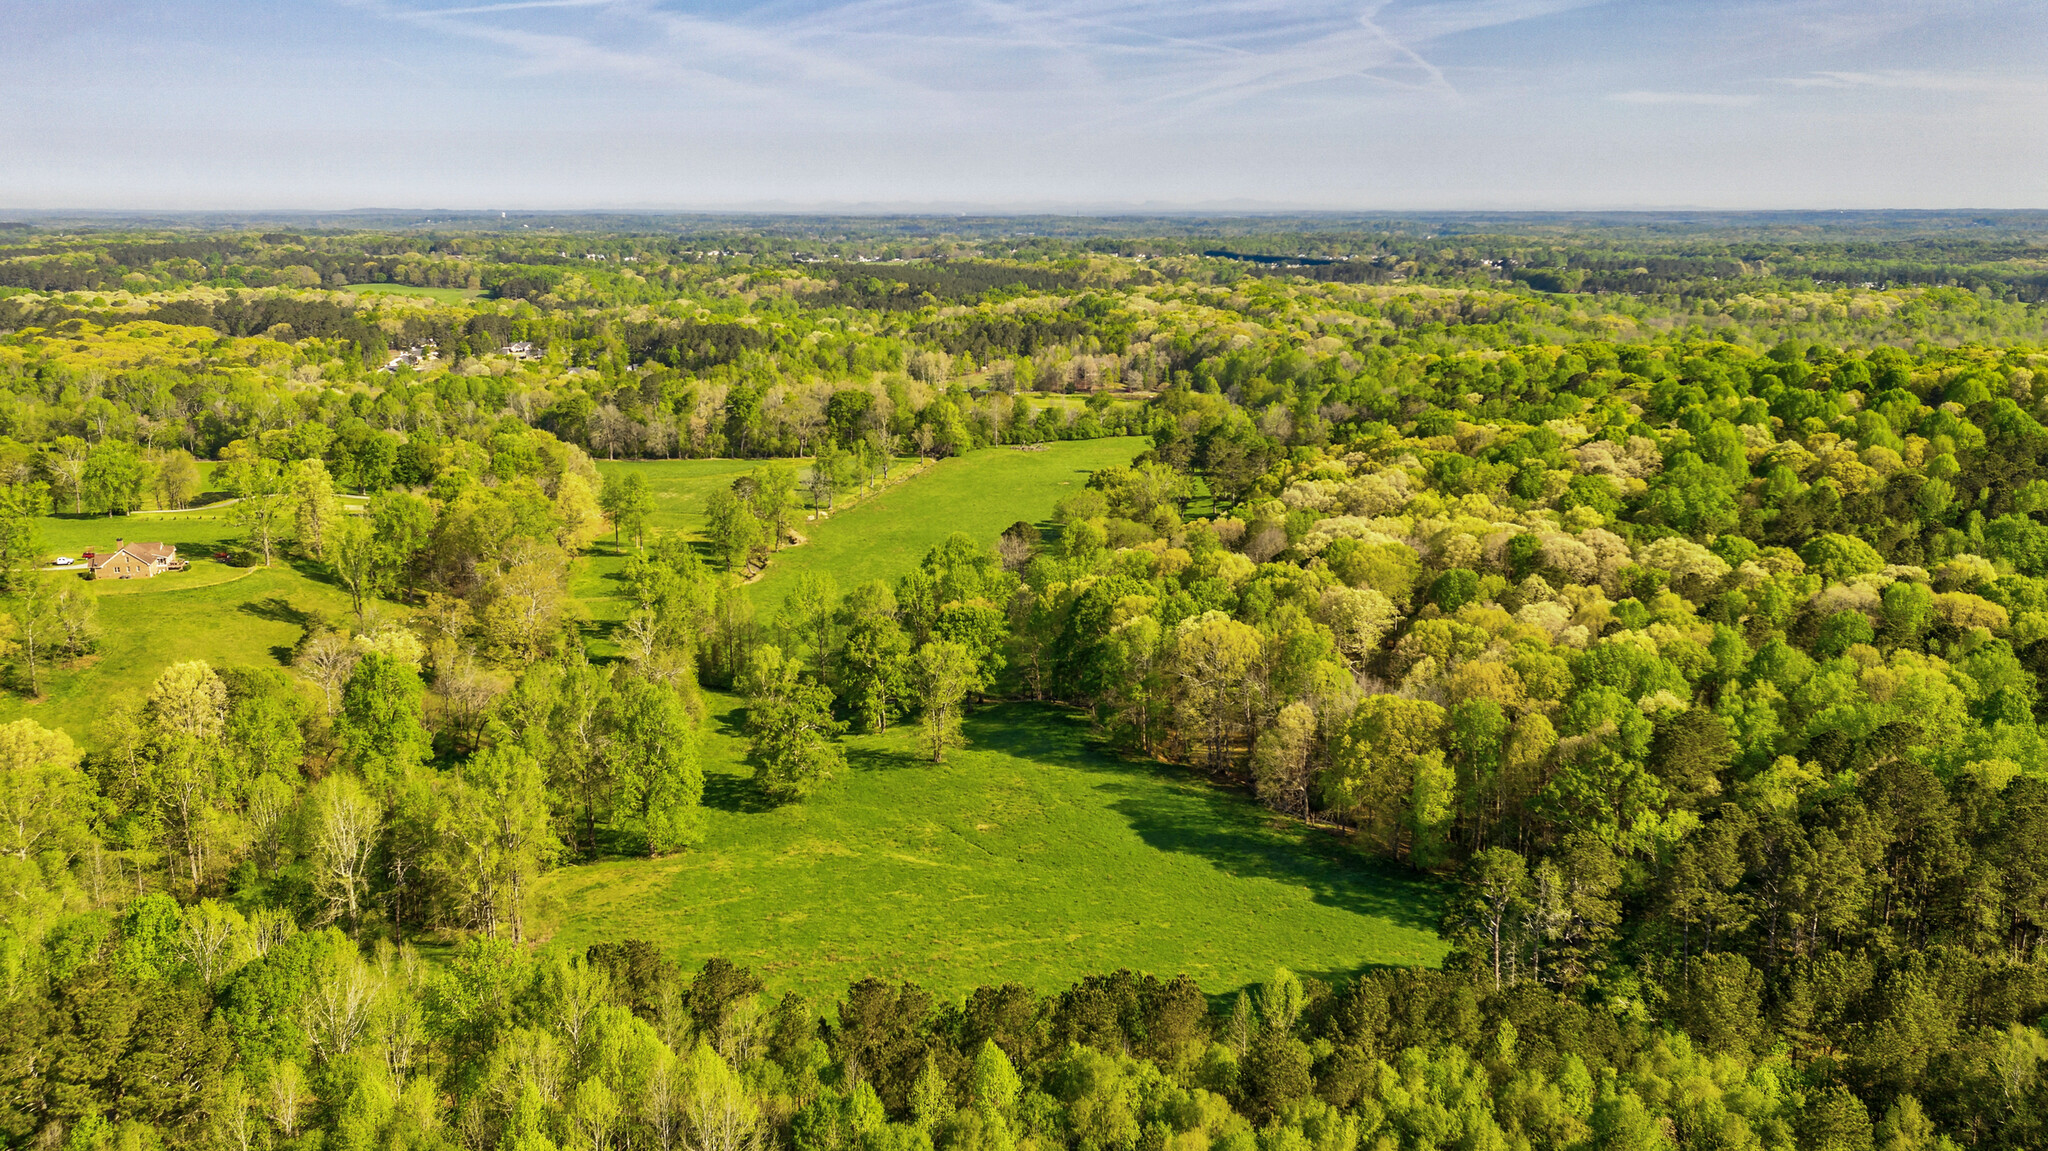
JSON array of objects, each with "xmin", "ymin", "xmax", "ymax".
[
  {"xmin": 580, "ymin": 438, "xmax": 1145, "ymax": 645},
  {"xmin": 534, "ymin": 695, "xmax": 1446, "ymax": 1000},
  {"xmin": 576, "ymin": 458, "xmax": 779, "ymax": 650},
  {"xmin": 346, "ymin": 283, "xmax": 484, "ymax": 304},
  {"xmin": 748, "ymin": 437, "xmax": 1144, "ymax": 612},
  {"xmin": 590, "ymin": 457, "xmax": 783, "ymax": 540}
]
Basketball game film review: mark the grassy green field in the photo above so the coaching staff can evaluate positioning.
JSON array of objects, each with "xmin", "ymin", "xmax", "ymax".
[
  {"xmin": 534, "ymin": 694, "xmax": 1446, "ymax": 999},
  {"xmin": 749, "ymin": 438, "xmax": 1142, "ymax": 612},
  {"xmin": 0, "ymin": 561, "xmax": 356, "ymax": 739},
  {"xmin": 580, "ymin": 439, "xmax": 1144, "ymax": 646},
  {"xmin": 346, "ymin": 284, "xmax": 483, "ymax": 304},
  {"xmin": 35, "ymin": 508, "xmax": 241, "ymax": 558},
  {"xmin": 576, "ymin": 458, "xmax": 780, "ymax": 653},
  {"xmin": 0, "ymin": 507, "xmax": 369, "ymax": 740},
  {"xmin": 9, "ymin": 441, "xmax": 1145, "ymax": 736},
  {"xmin": 590, "ymin": 457, "xmax": 807, "ymax": 540},
  {"xmin": 552, "ymin": 437, "xmax": 1447, "ymax": 999},
  {"xmin": 11, "ymin": 442, "xmax": 1444, "ymax": 995}
]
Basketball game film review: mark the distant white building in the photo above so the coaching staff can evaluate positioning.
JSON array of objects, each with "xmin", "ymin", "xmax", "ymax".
[{"xmin": 380, "ymin": 341, "xmax": 440, "ymax": 373}]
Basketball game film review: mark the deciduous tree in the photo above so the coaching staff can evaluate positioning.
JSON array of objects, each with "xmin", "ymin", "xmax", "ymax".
[
  {"xmin": 911, "ymin": 640, "xmax": 977, "ymax": 764},
  {"xmin": 743, "ymin": 646, "xmax": 845, "ymax": 803}
]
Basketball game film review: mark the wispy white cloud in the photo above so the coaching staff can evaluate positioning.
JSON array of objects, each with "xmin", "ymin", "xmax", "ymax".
[
  {"xmin": 1783, "ymin": 68, "xmax": 2048, "ymax": 95},
  {"xmin": 10, "ymin": 0, "xmax": 2048, "ymax": 208},
  {"xmin": 341, "ymin": 0, "xmax": 1607, "ymax": 121},
  {"xmin": 412, "ymin": 0, "xmax": 617, "ymax": 14},
  {"xmin": 1608, "ymin": 89, "xmax": 1760, "ymax": 107}
]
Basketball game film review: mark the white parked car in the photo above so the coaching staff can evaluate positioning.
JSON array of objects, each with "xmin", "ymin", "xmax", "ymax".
[{"xmin": 52, "ymin": 556, "xmax": 73, "ymax": 567}]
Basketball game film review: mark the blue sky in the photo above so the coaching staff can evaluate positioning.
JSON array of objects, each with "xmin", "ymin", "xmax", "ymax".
[{"xmin": 4, "ymin": 0, "xmax": 2045, "ymax": 210}]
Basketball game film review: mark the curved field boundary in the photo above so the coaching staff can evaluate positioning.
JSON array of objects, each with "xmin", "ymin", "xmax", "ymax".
[
  {"xmin": 67, "ymin": 562, "xmax": 262, "ymax": 597},
  {"xmin": 534, "ymin": 695, "xmax": 1446, "ymax": 998}
]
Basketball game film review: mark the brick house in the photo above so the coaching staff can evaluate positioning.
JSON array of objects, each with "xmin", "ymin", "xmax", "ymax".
[{"xmin": 87, "ymin": 541, "xmax": 181, "ymax": 580}]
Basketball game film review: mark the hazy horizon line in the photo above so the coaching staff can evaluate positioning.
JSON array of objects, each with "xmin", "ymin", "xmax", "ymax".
[{"xmin": 7, "ymin": 204, "xmax": 2048, "ymax": 220}]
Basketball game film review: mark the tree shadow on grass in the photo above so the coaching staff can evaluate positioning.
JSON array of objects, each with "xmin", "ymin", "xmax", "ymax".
[
  {"xmin": 240, "ymin": 594, "xmax": 326, "ymax": 666},
  {"xmin": 712, "ymin": 703, "xmax": 750, "ymax": 741},
  {"xmin": 961, "ymin": 703, "xmax": 1447, "ymax": 945},
  {"xmin": 581, "ymin": 616, "xmax": 624, "ymax": 654},
  {"xmin": 703, "ymin": 770, "xmax": 777, "ymax": 815},
  {"xmin": 240, "ymin": 594, "xmax": 317, "ymax": 628},
  {"xmin": 845, "ymin": 744, "xmax": 930, "ymax": 775},
  {"xmin": 700, "ymin": 704, "xmax": 776, "ymax": 814},
  {"xmin": 286, "ymin": 555, "xmax": 343, "ymax": 589}
]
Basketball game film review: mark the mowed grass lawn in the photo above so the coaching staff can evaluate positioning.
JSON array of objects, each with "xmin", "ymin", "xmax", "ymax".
[
  {"xmin": 35, "ymin": 507, "xmax": 240, "ymax": 559},
  {"xmin": 32, "ymin": 497, "xmax": 367, "ymax": 561},
  {"xmin": 534, "ymin": 694, "xmax": 1447, "ymax": 1000},
  {"xmin": 0, "ymin": 512, "xmax": 363, "ymax": 742}
]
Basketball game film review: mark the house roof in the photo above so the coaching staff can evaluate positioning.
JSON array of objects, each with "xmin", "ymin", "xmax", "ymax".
[{"xmin": 87, "ymin": 541, "xmax": 175, "ymax": 569}]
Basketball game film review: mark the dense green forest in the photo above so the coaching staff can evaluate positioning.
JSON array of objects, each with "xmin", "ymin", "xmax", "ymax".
[{"xmin": 4, "ymin": 217, "xmax": 2048, "ymax": 1148}]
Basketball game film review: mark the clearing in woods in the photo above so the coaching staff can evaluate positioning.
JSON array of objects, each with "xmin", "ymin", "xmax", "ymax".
[
  {"xmin": 581, "ymin": 455, "xmax": 858, "ymax": 543},
  {"xmin": 579, "ymin": 438, "xmax": 1146, "ymax": 648},
  {"xmin": 346, "ymin": 284, "xmax": 485, "ymax": 304},
  {"xmin": 746, "ymin": 437, "xmax": 1146, "ymax": 613},
  {"xmin": 0, "ymin": 562, "xmax": 356, "ymax": 741},
  {"xmin": 533, "ymin": 694, "xmax": 1448, "ymax": 999},
  {"xmin": 4, "ymin": 439, "xmax": 1446, "ymax": 994},
  {"xmin": 552, "ymin": 437, "xmax": 1447, "ymax": 996},
  {"xmin": 0, "ymin": 508, "xmax": 361, "ymax": 742}
]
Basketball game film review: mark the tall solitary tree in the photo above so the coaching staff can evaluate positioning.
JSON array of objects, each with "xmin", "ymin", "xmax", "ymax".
[
  {"xmin": 747, "ymin": 463, "xmax": 799, "ymax": 550},
  {"xmin": 603, "ymin": 677, "xmax": 705, "ymax": 855},
  {"xmin": 140, "ymin": 660, "xmax": 232, "ymax": 892},
  {"xmin": 446, "ymin": 742, "xmax": 558, "ymax": 942},
  {"xmin": 152, "ymin": 449, "xmax": 203, "ymax": 510},
  {"xmin": 308, "ymin": 772, "xmax": 380, "ymax": 934},
  {"xmin": 1454, "ymin": 848, "xmax": 1530, "ymax": 992},
  {"xmin": 0, "ymin": 483, "xmax": 47, "ymax": 595},
  {"xmin": 327, "ymin": 516, "xmax": 379, "ymax": 629},
  {"xmin": 1165, "ymin": 611, "xmax": 1264, "ymax": 772},
  {"xmin": 910, "ymin": 640, "xmax": 977, "ymax": 764},
  {"xmin": 288, "ymin": 458, "xmax": 342, "ymax": 558},
  {"xmin": 1251, "ymin": 702, "xmax": 1317, "ymax": 819},
  {"xmin": 222, "ymin": 448, "xmax": 288, "ymax": 566},
  {"xmin": 837, "ymin": 581, "xmax": 909, "ymax": 733},
  {"xmin": 0, "ymin": 718, "xmax": 93, "ymax": 868},
  {"xmin": 337, "ymin": 653, "xmax": 431, "ymax": 789},
  {"xmin": 11, "ymin": 575, "xmax": 58, "ymax": 698}
]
